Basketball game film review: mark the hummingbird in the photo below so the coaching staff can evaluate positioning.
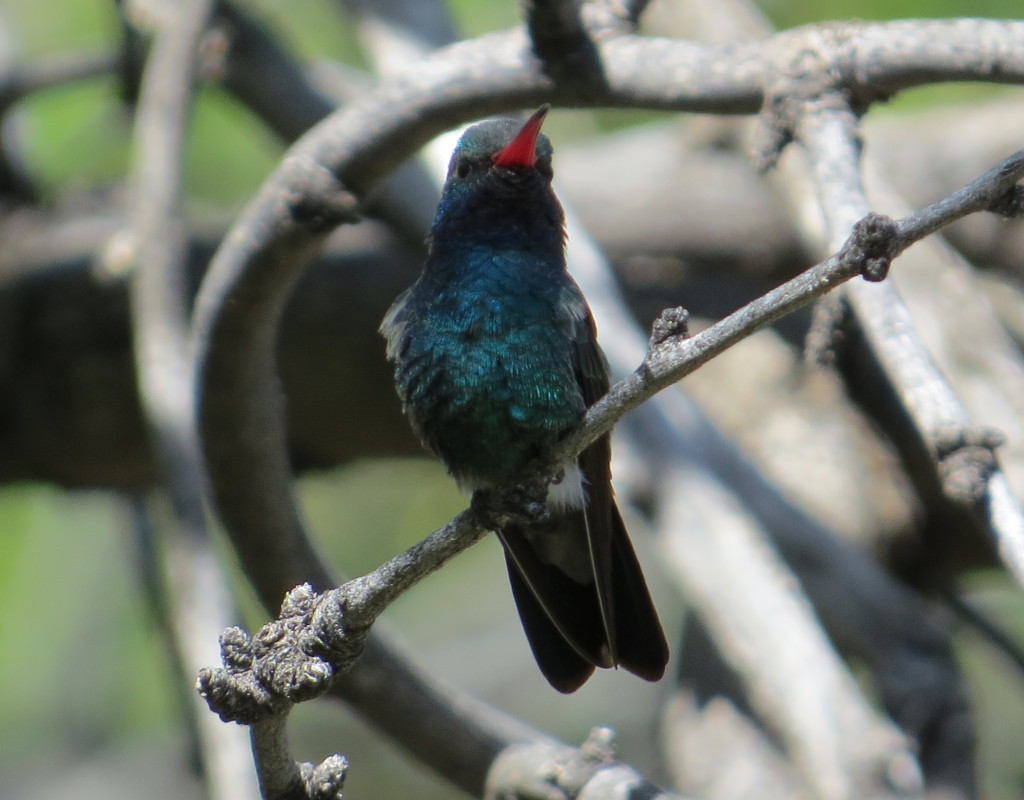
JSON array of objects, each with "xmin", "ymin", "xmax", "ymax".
[{"xmin": 381, "ymin": 106, "xmax": 668, "ymax": 692}]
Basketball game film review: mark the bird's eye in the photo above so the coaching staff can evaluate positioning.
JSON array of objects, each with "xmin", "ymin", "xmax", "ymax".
[{"xmin": 456, "ymin": 161, "xmax": 471, "ymax": 179}]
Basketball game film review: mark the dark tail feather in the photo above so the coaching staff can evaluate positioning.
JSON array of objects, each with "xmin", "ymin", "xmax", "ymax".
[
  {"xmin": 606, "ymin": 503, "xmax": 669, "ymax": 681},
  {"xmin": 498, "ymin": 519, "xmax": 612, "ymax": 667},
  {"xmin": 498, "ymin": 509, "xmax": 668, "ymax": 692},
  {"xmin": 504, "ymin": 560, "xmax": 596, "ymax": 693}
]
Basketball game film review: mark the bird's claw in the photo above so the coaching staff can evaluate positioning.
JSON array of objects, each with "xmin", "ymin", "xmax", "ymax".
[{"xmin": 471, "ymin": 480, "xmax": 550, "ymax": 530}]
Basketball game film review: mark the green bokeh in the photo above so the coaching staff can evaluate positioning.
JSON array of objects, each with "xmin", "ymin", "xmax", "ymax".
[
  {"xmin": 0, "ymin": 489, "xmax": 176, "ymax": 769},
  {"xmin": 764, "ymin": 0, "xmax": 1024, "ymax": 26}
]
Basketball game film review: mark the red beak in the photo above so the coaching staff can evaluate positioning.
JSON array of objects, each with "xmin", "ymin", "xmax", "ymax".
[{"xmin": 492, "ymin": 105, "xmax": 550, "ymax": 168}]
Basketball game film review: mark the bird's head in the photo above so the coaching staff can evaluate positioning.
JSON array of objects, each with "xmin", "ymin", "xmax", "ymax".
[
  {"xmin": 429, "ymin": 106, "xmax": 564, "ymax": 256},
  {"xmin": 445, "ymin": 105, "xmax": 554, "ymax": 187}
]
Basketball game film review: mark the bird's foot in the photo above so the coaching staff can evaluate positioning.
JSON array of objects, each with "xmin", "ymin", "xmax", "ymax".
[{"xmin": 472, "ymin": 478, "xmax": 550, "ymax": 531}]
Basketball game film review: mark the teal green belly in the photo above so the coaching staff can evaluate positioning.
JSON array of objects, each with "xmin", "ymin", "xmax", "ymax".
[{"xmin": 401, "ymin": 329, "xmax": 584, "ymax": 484}]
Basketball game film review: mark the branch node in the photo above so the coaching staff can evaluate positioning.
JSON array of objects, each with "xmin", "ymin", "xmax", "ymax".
[
  {"xmin": 754, "ymin": 78, "xmax": 856, "ymax": 171},
  {"xmin": 987, "ymin": 183, "xmax": 1024, "ymax": 218},
  {"xmin": 281, "ymin": 582, "xmax": 319, "ymax": 617},
  {"xmin": 578, "ymin": 726, "xmax": 618, "ymax": 763},
  {"xmin": 553, "ymin": 727, "xmax": 619, "ymax": 796},
  {"xmin": 753, "ymin": 26, "xmax": 872, "ymax": 171},
  {"xmin": 752, "ymin": 91, "xmax": 798, "ymax": 172},
  {"xmin": 485, "ymin": 730, "xmax": 624, "ymax": 800},
  {"xmin": 308, "ymin": 587, "xmax": 373, "ymax": 666},
  {"xmin": 934, "ymin": 425, "xmax": 1005, "ymax": 506},
  {"xmin": 197, "ymin": 625, "xmax": 292, "ymax": 723},
  {"xmin": 300, "ymin": 754, "xmax": 349, "ymax": 800},
  {"xmin": 197, "ymin": 663, "xmax": 279, "ymax": 724},
  {"xmin": 220, "ymin": 625, "xmax": 255, "ymax": 670},
  {"xmin": 199, "ymin": 583, "xmax": 370, "ymax": 723},
  {"xmin": 649, "ymin": 306, "xmax": 689, "ymax": 349},
  {"xmin": 283, "ymin": 156, "xmax": 360, "ymax": 233},
  {"xmin": 253, "ymin": 641, "xmax": 333, "ymax": 705},
  {"xmin": 844, "ymin": 212, "xmax": 897, "ymax": 282}
]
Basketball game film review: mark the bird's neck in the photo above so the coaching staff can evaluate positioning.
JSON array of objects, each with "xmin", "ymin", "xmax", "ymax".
[{"xmin": 427, "ymin": 205, "xmax": 566, "ymax": 284}]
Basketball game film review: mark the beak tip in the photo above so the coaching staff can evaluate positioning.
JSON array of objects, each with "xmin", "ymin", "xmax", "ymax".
[{"xmin": 492, "ymin": 105, "xmax": 551, "ymax": 168}]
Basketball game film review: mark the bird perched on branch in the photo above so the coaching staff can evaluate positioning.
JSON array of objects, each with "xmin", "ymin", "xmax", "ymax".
[{"xmin": 381, "ymin": 106, "xmax": 668, "ymax": 692}]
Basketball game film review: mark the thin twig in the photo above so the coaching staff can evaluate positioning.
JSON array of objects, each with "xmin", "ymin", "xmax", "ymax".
[
  {"xmin": 560, "ymin": 146, "xmax": 1024, "ymax": 461},
  {"xmin": 249, "ymin": 713, "xmax": 348, "ymax": 800},
  {"xmin": 946, "ymin": 590, "xmax": 1024, "ymax": 675},
  {"xmin": 127, "ymin": 0, "xmax": 210, "ymax": 513},
  {"xmin": 123, "ymin": 2, "xmax": 257, "ymax": 798},
  {"xmin": 796, "ymin": 106, "xmax": 1024, "ymax": 590},
  {"xmin": 249, "ymin": 714, "xmax": 305, "ymax": 799}
]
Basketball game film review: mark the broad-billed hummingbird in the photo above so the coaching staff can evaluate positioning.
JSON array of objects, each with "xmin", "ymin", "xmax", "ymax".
[{"xmin": 381, "ymin": 106, "xmax": 668, "ymax": 692}]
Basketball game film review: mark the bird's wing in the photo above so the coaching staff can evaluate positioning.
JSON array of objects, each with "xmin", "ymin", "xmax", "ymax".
[
  {"xmin": 564, "ymin": 289, "xmax": 620, "ymax": 659},
  {"xmin": 378, "ymin": 286, "xmax": 443, "ymax": 458},
  {"xmin": 566, "ymin": 290, "xmax": 670, "ymax": 680},
  {"xmin": 498, "ymin": 519, "xmax": 608, "ymax": 692},
  {"xmin": 379, "ymin": 286, "xmax": 413, "ymax": 362}
]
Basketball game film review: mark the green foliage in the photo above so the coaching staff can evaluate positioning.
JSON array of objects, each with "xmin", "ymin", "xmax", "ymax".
[
  {"xmin": 0, "ymin": 489, "xmax": 176, "ymax": 769},
  {"xmin": 765, "ymin": 0, "xmax": 1023, "ymax": 26}
]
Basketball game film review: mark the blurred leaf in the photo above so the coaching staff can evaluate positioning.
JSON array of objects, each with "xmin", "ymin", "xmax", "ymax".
[{"xmin": 0, "ymin": 488, "xmax": 176, "ymax": 769}]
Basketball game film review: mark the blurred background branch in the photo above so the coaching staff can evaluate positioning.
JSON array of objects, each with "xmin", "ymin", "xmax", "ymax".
[{"xmin": 119, "ymin": 1, "xmax": 258, "ymax": 798}]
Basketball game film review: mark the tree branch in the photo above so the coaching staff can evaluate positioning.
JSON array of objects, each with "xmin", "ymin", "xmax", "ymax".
[
  {"xmin": 554, "ymin": 170, "xmax": 936, "ymax": 796},
  {"xmin": 793, "ymin": 103, "xmax": 1024, "ymax": 589},
  {"xmin": 250, "ymin": 713, "xmax": 347, "ymax": 800},
  {"xmin": 523, "ymin": 0, "xmax": 607, "ymax": 93},
  {"xmin": 560, "ymin": 145, "xmax": 1024, "ymax": 462},
  {"xmin": 123, "ymin": 3, "xmax": 256, "ymax": 798},
  {"xmin": 216, "ymin": 0, "xmax": 439, "ymax": 246}
]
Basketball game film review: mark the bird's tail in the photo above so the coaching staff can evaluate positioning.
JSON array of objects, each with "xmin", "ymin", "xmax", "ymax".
[{"xmin": 498, "ymin": 503, "xmax": 668, "ymax": 693}]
